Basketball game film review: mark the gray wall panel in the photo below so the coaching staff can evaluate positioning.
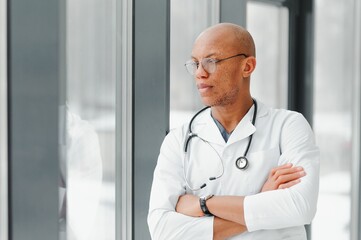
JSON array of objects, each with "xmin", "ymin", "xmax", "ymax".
[
  {"xmin": 220, "ymin": 0, "xmax": 247, "ymax": 26},
  {"xmin": 133, "ymin": 0, "xmax": 170, "ymax": 239},
  {"xmin": 8, "ymin": 0, "xmax": 59, "ymax": 239},
  {"xmin": 287, "ymin": 0, "xmax": 314, "ymax": 123}
]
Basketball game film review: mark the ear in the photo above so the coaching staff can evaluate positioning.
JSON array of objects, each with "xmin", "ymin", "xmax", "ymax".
[{"xmin": 242, "ymin": 56, "xmax": 256, "ymax": 78}]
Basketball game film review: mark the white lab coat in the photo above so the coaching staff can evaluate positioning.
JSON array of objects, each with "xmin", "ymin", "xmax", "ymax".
[{"xmin": 148, "ymin": 100, "xmax": 319, "ymax": 240}]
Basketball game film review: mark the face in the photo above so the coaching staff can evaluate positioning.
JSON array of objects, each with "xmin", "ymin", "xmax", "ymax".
[{"xmin": 191, "ymin": 29, "xmax": 251, "ymax": 107}]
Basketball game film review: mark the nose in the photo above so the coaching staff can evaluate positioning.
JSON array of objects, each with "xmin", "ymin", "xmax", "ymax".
[{"xmin": 195, "ymin": 61, "xmax": 209, "ymax": 79}]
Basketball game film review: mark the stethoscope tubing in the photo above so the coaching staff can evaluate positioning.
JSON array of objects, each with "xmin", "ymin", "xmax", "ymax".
[{"xmin": 183, "ymin": 99, "xmax": 257, "ymax": 191}]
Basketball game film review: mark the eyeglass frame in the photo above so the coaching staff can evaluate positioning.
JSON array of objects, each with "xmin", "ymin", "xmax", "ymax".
[{"xmin": 184, "ymin": 53, "xmax": 249, "ymax": 75}]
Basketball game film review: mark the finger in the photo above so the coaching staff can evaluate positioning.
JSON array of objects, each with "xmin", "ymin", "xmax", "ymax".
[
  {"xmin": 278, "ymin": 179, "xmax": 301, "ymax": 189},
  {"xmin": 275, "ymin": 170, "xmax": 306, "ymax": 185},
  {"xmin": 273, "ymin": 166, "xmax": 304, "ymax": 180},
  {"xmin": 270, "ymin": 163, "xmax": 293, "ymax": 176}
]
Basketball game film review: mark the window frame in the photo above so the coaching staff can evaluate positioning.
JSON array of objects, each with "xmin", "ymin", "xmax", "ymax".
[
  {"xmin": 351, "ymin": 0, "xmax": 361, "ymax": 239},
  {"xmin": 116, "ymin": 0, "xmax": 133, "ymax": 239},
  {"xmin": 0, "ymin": 0, "xmax": 8, "ymax": 238}
]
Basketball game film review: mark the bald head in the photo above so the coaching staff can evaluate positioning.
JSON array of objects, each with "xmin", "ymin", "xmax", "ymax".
[
  {"xmin": 190, "ymin": 23, "xmax": 257, "ymax": 108},
  {"xmin": 194, "ymin": 23, "xmax": 256, "ymax": 57}
]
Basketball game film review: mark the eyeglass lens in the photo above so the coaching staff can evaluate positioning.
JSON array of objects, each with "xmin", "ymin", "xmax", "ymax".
[{"xmin": 186, "ymin": 58, "xmax": 216, "ymax": 75}]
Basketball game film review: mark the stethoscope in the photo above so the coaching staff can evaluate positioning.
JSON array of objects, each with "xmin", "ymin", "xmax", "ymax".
[{"xmin": 183, "ymin": 99, "xmax": 258, "ymax": 191}]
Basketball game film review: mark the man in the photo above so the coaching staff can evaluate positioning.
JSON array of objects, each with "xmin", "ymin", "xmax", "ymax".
[{"xmin": 148, "ymin": 23, "xmax": 319, "ymax": 240}]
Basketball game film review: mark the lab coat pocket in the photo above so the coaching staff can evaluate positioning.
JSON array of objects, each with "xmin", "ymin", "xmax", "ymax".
[{"xmin": 244, "ymin": 147, "xmax": 280, "ymax": 194}]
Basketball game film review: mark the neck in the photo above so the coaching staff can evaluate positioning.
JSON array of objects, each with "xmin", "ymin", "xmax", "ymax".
[{"xmin": 211, "ymin": 96, "xmax": 254, "ymax": 133}]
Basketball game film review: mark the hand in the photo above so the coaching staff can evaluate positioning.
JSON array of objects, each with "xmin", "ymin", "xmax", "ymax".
[
  {"xmin": 175, "ymin": 194, "xmax": 204, "ymax": 217},
  {"xmin": 261, "ymin": 163, "xmax": 306, "ymax": 192}
]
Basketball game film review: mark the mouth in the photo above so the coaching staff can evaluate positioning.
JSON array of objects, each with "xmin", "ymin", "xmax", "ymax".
[{"xmin": 197, "ymin": 83, "xmax": 213, "ymax": 93}]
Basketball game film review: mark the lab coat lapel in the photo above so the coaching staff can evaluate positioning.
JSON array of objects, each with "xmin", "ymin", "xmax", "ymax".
[
  {"xmin": 226, "ymin": 116, "xmax": 256, "ymax": 145},
  {"xmin": 227, "ymin": 100, "xmax": 268, "ymax": 145}
]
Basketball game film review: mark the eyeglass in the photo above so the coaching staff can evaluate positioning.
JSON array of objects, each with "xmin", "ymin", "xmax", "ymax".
[{"xmin": 184, "ymin": 53, "xmax": 248, "ymax": 75}]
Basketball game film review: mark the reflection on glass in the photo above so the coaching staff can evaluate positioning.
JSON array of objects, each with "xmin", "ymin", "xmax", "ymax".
[
  {"xmin": 59, "ymin": 107, "xmax": 103, "ymax": 240},
  {"xmin": 170, "ymin": 0, "xmax": 219, "ymax": 129},
  {"xmin": 312, "ymin": 0, "xmax": 354, "ymax": 238},
  {"xmin": 247, "ymin": 2, "xmax": 288, "ymax": 109},
  {"xmin": 60, "ymin": 0, "xmax": 116, "ymax": 240}
]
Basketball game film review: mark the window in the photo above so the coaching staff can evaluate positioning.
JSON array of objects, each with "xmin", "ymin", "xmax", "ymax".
[
  {"xmin": 170, "ymin": 0, "xmax": 219, "ymax": 129},
  {"xmin": 247, "ymin": 1, "xmax": 289, "ymax": 109},
  {"xmin": 312, "ymin": 0, "xmax": 357, "ymax": 238},
  {"xmin": 60, "ymin": 1, "xmax": 117, "ymax": 239}
]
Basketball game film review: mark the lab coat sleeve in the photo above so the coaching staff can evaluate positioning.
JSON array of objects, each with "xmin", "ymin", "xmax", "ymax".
[
  {"xmin": 244, "ymin": 113, "xmax": 320, "ymax": 231},
  {"xmin": 148, "ymin": 129, "xmax": 214, "ymax": 240}
]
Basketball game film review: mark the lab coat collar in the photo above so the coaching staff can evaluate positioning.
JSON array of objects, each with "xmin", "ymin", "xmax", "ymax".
[
  {"xmin": 191, "ymin": 99, "xmax": 269, "ymax": 146},
  {"xmin": 190, "ymin": 109, "xmax": 225, "ymax": 146}
]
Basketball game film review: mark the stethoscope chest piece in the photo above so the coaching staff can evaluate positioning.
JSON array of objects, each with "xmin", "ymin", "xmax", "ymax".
[{"xmin": 235, "ymin": 156, "xmax": 249, "ymax": 170}]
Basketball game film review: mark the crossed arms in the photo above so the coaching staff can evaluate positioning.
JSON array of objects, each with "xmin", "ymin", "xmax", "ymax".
[{"xmin": 175, "ymin": 163, "xmax": 306, "ymax": 239}]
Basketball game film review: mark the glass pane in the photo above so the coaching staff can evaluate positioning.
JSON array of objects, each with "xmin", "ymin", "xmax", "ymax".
[
  {"xmin": 60, "ymin": 1, "xmax": 116, "ymax": 240},
  {"xmin": 170, "ymin": 0, "xmax": 219, "ymax": 129},
  {"xmin": 247, "ymin": 2, "xmax": 288, "ymax": 109},
  {"xmin": 312, "ymin": 0, "xmax": 355, "ymax": 238}
]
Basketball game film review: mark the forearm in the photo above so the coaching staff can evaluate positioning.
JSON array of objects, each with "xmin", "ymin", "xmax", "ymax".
[
  {"xmin": 149, "ymin": 209, "xmax": 214, "ymax": 240},
  {"xmin": 176, "ymin": 194, "xmax": 247, "ymax": 239},
  {"xmin": 213, "ymin": 216, "xmax": 247, "ymax": 240},
  {"xmin": 207, "ymin": 195, "xmax": 246, "ymax": 226}
]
